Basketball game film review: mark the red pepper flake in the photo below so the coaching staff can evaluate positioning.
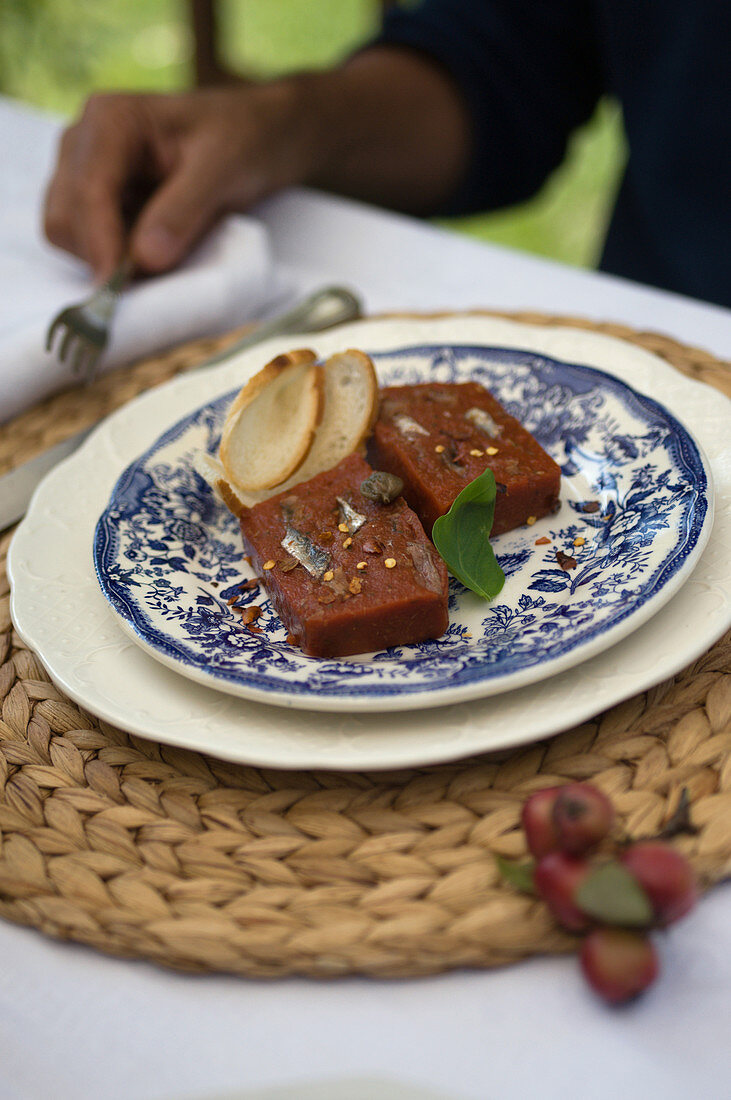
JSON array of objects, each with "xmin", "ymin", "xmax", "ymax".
[
  {"xmin": 535, "ymin": 536, "xmax": 551, "ymax": 546},
  {"xmin": 239, "ymin": 577, "xmax": 261, "ymax": 590},
  {"xmin": 582, "ymin": 501, "xmax": 600, "ymax": 513},
  {"xmin": 556, "ymin": 550, "xmax": 577, "ymax": 571},
  {"xmin": 247, "ymin": 624, "xmax": 263, "ymax": 634},
  {"xmin": 286, "ymin": 634, "xmax": 298, "ymax": 646},
  {"xmin": 239, "ymin": 606, "xmax": 262, "ymax": 625}
]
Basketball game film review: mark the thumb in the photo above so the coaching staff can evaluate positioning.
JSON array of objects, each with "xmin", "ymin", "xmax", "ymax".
[{"xmin": 130, "ymin": 150, "xmax": 228, "ymax": 272}]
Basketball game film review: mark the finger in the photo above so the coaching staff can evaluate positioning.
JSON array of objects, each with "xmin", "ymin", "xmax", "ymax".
[
  {"xmin": 71, "ymin": 97, "xmax": 149, "ymax": 279},
  {"xmin": 129, "ymin": 140, "xmax": 231, "ymax": 272},
  {"xmin": 72, "ymin": 181, "xmax": 128, "ymax": 282},
  {"xmin": 44, "ymin": 95, "xmax": 148, "ymax": 279}
]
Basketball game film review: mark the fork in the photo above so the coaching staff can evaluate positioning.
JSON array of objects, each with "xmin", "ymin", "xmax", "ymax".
[{"xmin": 46, "ymin": 254, "xmax": 134, "ymax": 383}]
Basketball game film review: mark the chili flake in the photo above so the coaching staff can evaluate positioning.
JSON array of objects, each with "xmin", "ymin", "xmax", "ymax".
[{"xmin": 239, "ymin": 606, "xmax": 262, "ymax": 625}]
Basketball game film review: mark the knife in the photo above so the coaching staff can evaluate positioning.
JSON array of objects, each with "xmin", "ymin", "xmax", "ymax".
[{"xmin": 0, "ymin": 286, "xmax": 363, "ymax": 531}]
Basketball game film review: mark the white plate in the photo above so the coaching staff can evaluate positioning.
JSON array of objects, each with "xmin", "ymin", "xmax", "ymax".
[
  {"xmin": 92, "ymin": 339, "xmax": 711, "ymax": 711},
  {"xmin": 9, "ymin": 316, "xmax": 731, "ymax": 769}
]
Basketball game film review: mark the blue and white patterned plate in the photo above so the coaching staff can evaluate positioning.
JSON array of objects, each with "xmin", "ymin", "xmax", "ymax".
[{"xmin": 93, "ymin": 342, "xmax": 712, "ymax": 711}]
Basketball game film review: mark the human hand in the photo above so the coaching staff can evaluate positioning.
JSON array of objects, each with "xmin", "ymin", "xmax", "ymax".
[
  {"xmin": 43, "ymin": 50, "xmax": 470, "ymax": 281},
  {"xmin": 43, "ymin": 83, "xmax": 316, "ymax": 280}
]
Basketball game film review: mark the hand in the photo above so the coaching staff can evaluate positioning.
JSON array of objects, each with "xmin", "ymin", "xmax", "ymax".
[
  {"xmin": 43, "ymin": 83, "xmax": 317, "ymax": 280},
  {"xmin": 43, "ymin": 50, "xmax": 470, "ymax": 280}
]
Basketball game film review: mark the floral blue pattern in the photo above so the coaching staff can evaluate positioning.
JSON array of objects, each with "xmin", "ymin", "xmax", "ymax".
[{"xmin": 93, "ymin": 344, "xmax": 710, "ymax": 703}]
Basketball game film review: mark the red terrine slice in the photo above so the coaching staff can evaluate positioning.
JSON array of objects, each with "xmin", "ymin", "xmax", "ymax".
[
  {"xmin": 238, "ymin": 453, "xmax": 449, "ymax": 658},
  {"xmin": 368, "ymin": 382, "xmax": 561, "ymax": 535}
]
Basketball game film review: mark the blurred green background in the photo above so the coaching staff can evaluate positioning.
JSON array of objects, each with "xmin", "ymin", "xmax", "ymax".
[{"xmin": 1, "ymin": 0, "xmax": 626, "ymax": 269}]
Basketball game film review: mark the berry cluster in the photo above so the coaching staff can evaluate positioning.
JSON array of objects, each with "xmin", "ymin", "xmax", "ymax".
[{"xmin": 516, "ymin": 783, "xmax": 698, "ymax": 1005}]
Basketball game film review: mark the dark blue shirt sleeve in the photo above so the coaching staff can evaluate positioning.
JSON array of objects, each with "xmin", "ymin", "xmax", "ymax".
[{"xmin": 375, "ymin": 0, "xmax": 603, "ymax": 216}]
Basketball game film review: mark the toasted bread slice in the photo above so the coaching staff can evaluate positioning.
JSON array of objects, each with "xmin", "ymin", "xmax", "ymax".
[
  {"xmin": 242, "ymin": 348, "xmax": 379, "ymax": 504},
  {"xmin": 219, "ymin": 348, "xmax": 322, "ymax": 493},
  {"xmin": 301, "ymin": 347, "xmax": 378, "ymax": 462},
  {"xmin": 206, "ymin": 348, "xmax": 379, "ymax": 514}
]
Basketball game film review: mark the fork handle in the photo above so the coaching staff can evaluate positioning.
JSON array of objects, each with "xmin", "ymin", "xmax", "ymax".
[
  {"xmin": 104, "ymin": 253, "xmax": 135, "ymax": 294},
  {"xmin": 198, "ymin": 286, "xmax": 364, "ymax": 370}
]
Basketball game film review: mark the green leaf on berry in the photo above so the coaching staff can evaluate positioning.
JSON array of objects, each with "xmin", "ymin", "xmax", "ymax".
[
  {"xmin": 575, "ymin": 861, "xmax": 654, "ymax": 926},
  {"xmin": 495, "ymin": 855, "xmax": 536, "ymax": 895}
]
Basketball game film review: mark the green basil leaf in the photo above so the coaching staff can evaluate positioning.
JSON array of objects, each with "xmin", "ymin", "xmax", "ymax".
[
  {"xmin": 575, "ymin": 862, "xmax": 654, "ymax": 927},
  {"xmin": 432, "ymin": 468, "xmax": 506, "ymax": 600},
  {"xmin": 495, "ymin": 855, "xmax": 536, "ymax": 895}
]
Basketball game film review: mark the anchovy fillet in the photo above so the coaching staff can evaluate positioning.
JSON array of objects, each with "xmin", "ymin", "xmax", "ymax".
[
  {"xmin": 336, "ymin": 496, "xmax": 367, "ymax": 534},
  {"xmin": 393, "ymin": 413, "xmax": 429, "ymax": 437},
  {"xmin": 465, "ymin": 406, "xmax": 501, "ymax": 438},
  {"xmin": 280, "ymin": 526, "xmax": 331, "ymax": 578},
  {"xmin": 407, "ymin": 542, "xmax": 443, "ymax": 594}
]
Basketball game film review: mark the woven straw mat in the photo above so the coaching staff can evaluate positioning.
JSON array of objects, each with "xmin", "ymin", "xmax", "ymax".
[{"xmin": 0, "ymin": 311, "xmax": 729, "ymax": 979}]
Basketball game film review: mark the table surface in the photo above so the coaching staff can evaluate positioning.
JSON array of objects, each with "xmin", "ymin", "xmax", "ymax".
[{"xmin": 1, "ymin": 97, "xmax": 730, "ymax": 1100}]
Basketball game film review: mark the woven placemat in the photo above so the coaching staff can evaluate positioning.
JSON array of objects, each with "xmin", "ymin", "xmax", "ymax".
[{"xmin": 0, "ymin": 312, "xmax": 729, "ymax": 979}]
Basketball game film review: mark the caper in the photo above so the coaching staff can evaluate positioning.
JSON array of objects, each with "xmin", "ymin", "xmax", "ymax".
[{"xmin": 360, "ymin": 470, "xmax": 404, "ymax": 504}]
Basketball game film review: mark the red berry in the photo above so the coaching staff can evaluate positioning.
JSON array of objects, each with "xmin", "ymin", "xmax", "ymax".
[
  {"xmin": 534, "ymin": 851, "xmax": 592, "ymax": 932},
  {"xmin": 620, "ymin": 841, "xmax": 698, "ymax": 926},
  {"xmin": 580, "ymin": 928, "xmax": 659, "ymax": 1005},
  {"xmin": 521, "ymin": 786, "xmax": 561, "ymax": 858},
  {"xmin": 552, "ymin": 782, "xmax": 614, "ymax": 855}
]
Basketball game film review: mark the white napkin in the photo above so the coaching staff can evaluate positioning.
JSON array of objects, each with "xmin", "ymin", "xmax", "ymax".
[{"xmin": 0, "ymin": 96, "xmax": 286, "ymax": 424}]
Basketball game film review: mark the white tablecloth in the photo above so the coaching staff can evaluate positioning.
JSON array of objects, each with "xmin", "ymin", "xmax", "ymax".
[{"xmin": 1, "ymin": 97, "xmax": 730, "ymax": 1100}]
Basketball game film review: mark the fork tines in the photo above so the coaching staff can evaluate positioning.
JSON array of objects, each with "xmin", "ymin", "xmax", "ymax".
[{"xmin": 46, "ymin": 308, "xmax": 108, "ymax": 384}]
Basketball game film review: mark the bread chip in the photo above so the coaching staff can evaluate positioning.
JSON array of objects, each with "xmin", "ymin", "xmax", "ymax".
[
  {"xmin": 219, "ymin": 348, "xmax": 323, "ymax": 492},
  {"xmin": 228, "ymin": 348, "xmax": 379, "ymax": 506},
  {"xmin": 204, "ymin": 347, "xmax": 379, "ymax": 514},
  {"xmin": 302, "ymin": 348, "xmax": 379, "ymax": 467}
]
